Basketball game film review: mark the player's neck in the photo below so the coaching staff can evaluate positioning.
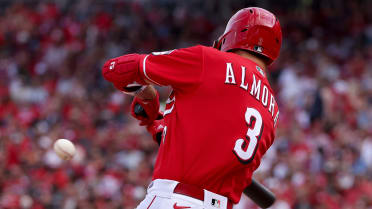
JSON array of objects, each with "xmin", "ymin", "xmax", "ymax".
[{"xmin": 233, "ymin": 50, "xmax": 267, "ymax": 73}]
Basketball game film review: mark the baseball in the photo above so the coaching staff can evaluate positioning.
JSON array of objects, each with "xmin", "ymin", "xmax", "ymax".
[{"xmin": 53, "ymin": 139, "xmax": 76, "ymax": 160}]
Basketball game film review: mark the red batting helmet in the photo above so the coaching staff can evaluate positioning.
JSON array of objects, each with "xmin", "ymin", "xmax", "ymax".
[{"xmin": 214, "ymin": 7, "xmax": 282, "ymax": 64}]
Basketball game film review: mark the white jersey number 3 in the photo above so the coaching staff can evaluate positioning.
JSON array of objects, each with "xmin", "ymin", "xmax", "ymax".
[{"xmin": 233, "ymin": 107, "xmax": 263, "ymax": 163}]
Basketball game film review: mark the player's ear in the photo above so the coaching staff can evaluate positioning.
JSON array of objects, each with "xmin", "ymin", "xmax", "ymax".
[{"xmin": 213, "ymin": 40, "xmax": 221, "ymax": 50}]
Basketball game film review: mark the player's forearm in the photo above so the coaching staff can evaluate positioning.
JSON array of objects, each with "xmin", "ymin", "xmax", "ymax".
[{"xmin": 135, "ymin": 85, "xmax": 157, "ymax": 100}]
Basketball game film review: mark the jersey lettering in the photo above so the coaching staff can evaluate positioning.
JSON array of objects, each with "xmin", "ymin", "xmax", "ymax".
[
  {"xmin": 223, "ymin": 65, "xmax": 279, "ymax": 127},
  {"xmin": 261, "ymin": 85, "xmax": 269, "ymax": 107},
  {"xmin": 274, "ymin": 110, "xmax": 280, "ymax": 127},
  {"xmin": 250, "ymin": 74, "xmax": 261, "ymax": 101},
  {"xmin": 240, "ymin": 66, "xmax": 249, "ymax": 90},
  {"xmin": 269, "ymin": 95, "xmax": 275, "ymax": 117},
  {"xmin": 233, "ymin": 107, "xmax": 263, "ymax": 163},
  {"xmin": 225, "ymin": 63, "xmax": 236, "ymax": 84}
]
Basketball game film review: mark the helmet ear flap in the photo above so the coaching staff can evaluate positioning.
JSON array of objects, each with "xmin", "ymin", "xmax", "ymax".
[{"xmin": 213, "ymin": 40, "xmax": 221, "ymax": 50}]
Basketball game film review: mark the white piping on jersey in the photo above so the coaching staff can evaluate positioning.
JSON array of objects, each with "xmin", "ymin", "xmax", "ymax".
[
  {"xmin": 142, "ymin": 55, "xmax": 162, "ymax": 86},
  {"xmin": 165, "ymin": 96, "xmax": 175, "ymax": 104},
  {"xmin": 163, "ymin": 96, "xmax": 175, "ymax": 116},
  {"xmin": 163, "ymin": 104, "xmax": 174, "ymax": 116}
]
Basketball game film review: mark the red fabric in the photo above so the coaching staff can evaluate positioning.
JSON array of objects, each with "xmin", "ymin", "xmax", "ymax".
[
  {"xmin": 139, "ymin": 47, "xmax": 203, "ymax": 91},
  {"xmin": 140, "ymin": 46, "xmax": 279, "ymax": 203},
  {"xmin": 6, "ymin": 144, "xmax": 20, "ymax": 168},
  {"xmin": 53, "ymin": 169, "xmax": 69, "ymax": 189},
  {"xmin": 94, "ymin": 12, "xmax": 112, "ymax": 31}
]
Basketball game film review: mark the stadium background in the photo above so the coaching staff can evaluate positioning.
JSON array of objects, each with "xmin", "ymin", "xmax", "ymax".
[{"xmin": 0, "ymin": 0, "xmax": 371, "ymax": 208}]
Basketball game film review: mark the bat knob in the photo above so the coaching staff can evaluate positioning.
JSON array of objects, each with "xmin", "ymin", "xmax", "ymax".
[{"xmin": 134, "ymin": 104, "xmax": 147, "ymax": 117}]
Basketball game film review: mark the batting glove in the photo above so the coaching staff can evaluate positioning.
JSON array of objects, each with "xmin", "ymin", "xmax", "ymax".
[
  {"xmin": 147, "ymin": 119, "xmax": 165, "ymax": 145},
  {"xmin": 130, "ymin": 91, "xmax": 160, "ymax": 126}
]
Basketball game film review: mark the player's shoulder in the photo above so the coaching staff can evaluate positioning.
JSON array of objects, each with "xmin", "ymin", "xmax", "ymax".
[
  {"xmin": 150, "ymin": 45, "xmax": 205, "ymax": 56},
  {"xmin": 169, "ymin": 45, "xmax": 226, "ymax": 59},
  {"xmin": 195, "ymin": 45, "xmax": 237, "ymax": 60},
  {"xmin": 162, "ymin": 45, "xmax": 204, "ymax": 56},
  {"xmin": 197, "ymin": 45, "xmax": 222, "ymax": 54},
  {"xmin": 183, "ymin": 45, "xmax": 212, "ymax": 54},
  {"xmin": 171, "ymin": 45, "xmax": 225, "ymax": 56}
]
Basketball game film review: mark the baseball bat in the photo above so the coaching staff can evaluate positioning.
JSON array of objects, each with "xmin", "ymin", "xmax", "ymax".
[
  {"xmin": 244, "ymin": 178, "xmax": 276, "ymax": 208},
  {"xmin": 134, "ymin": 104, "xmax": 276, "ymax": 208}
]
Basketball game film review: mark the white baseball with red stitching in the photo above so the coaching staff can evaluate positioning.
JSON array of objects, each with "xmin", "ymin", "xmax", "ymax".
[{"xmin": 53, "ymin": 139, "xmax": 76, "ymax": 160}]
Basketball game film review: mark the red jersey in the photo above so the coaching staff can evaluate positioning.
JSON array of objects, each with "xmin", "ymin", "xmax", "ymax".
[{"xmin": 139, "ymin": 45, "xmax": 279, "ymax": 203}]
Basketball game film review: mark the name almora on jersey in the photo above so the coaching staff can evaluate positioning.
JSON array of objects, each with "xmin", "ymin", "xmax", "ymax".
[{"xmin": 224, "ymin": 63, "xmax": 279, "ymax": 127}]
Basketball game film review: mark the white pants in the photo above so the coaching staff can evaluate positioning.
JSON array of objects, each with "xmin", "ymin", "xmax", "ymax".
[{"xmin": 136, "ymin": 179, "xmax": 229, "ymax": 209}]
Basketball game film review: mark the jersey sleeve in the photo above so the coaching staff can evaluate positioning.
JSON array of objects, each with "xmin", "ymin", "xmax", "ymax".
[{"xmin": 139, "ymin": 45, "xmax": 204, "ymax": 91}]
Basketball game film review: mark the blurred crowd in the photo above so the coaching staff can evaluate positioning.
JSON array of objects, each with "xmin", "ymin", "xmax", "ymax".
[{"xmin": 0, "ymin": 0, "xmax": 371, "ymax": 209}]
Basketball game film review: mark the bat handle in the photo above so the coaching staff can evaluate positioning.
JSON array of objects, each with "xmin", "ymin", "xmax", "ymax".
[{"xmin": 245, "ymin": 179, "xmax": 276, "ymax": 208}]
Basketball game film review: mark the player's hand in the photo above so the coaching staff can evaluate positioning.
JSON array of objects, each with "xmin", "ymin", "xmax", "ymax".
[
  {"xmin": 102, "ymin": 54, "xmax": 146, "ymax": 90},
  {"xmin": 130, "ymin": 91, "xmax": 160, "ymax": 126},
  {"xmin": 147, "ymin": 119, "xmax": 164, "ymax": 145}
]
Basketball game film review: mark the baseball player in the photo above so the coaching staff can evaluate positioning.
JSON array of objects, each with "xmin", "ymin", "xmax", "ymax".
[{"xmin": 102, "ymin": 7, "xmax": 282, "ymax": 209}]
